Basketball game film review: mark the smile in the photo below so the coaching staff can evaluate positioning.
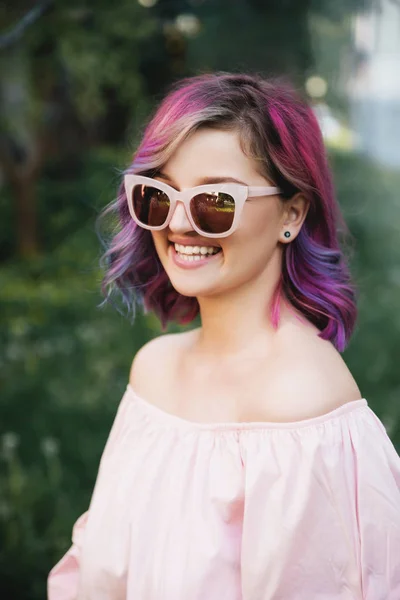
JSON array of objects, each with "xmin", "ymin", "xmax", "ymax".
[{"xmin": 169, "ymin": 243, "xmax": 223, "ymax": 269}]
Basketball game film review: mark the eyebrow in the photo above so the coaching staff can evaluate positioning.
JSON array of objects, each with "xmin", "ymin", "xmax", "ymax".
[{"xmin": 156, "ymin": 171, "xmax": 248, "ymax": 187}]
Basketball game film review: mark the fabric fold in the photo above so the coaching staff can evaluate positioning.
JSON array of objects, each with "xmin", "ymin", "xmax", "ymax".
[
  {"xmin": 48, "ymin": 511, "xmax": 89, "ymax": 600},
  {"xmin": 47, "ymin": 385, "xmax": 400, "ymax": 599}
]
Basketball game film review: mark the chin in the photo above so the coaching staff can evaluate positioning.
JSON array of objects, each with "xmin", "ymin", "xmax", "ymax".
[{"xmin": 168, "ymin": 277, "xmax": 219, "ymax": 299}]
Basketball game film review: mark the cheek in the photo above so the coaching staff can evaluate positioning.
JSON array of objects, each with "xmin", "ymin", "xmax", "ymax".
[
  {"xmin": 151, "ymin": 231, "xmax": 166, "ymax": 255},
  {"xmin": 218, "ymin": 207, "xmax": 282, "ymax": 283},
  {"xmin": 150, "ymin": 232, "xmax": 169, "ymax": 271},
  {"xmin": 230, "ymin": 204, "xmax": 281, "ymax": 255}
]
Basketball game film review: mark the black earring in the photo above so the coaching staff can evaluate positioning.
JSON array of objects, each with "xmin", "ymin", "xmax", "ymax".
[{"xmin": 284, "ymin": 231, "xmax": 291, "ymax": 238}]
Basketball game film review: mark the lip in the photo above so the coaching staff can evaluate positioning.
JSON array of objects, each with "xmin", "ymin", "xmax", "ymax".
[{"xmin": 168, "ymin": 243, "xmax": 223, "ymax": 270}]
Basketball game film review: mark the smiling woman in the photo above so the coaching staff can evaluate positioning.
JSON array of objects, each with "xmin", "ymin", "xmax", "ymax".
[
  {"xmin": 48, "ymin": 72, "xmax": 400, "ymax": 600},
  {"xmin": 97, "ymin": 74, "xmax": 357, "ymax": 352}
]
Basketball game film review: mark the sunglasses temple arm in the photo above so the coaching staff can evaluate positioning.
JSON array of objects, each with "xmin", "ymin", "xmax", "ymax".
[{"xmin": 247, "ymin": 187, "xmax": 281, "ymax": 197}]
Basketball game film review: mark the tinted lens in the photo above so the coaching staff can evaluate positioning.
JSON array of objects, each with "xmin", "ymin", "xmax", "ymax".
[
  {"xmin": 132, "ymin": 184, "xmax": 170, "ymax": 226},
  {"xmin": 190, "ymin": 192, "xmax": 235, "ymax": 234}
]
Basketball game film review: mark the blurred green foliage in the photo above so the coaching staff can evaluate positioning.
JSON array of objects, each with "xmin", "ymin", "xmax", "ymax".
[{"xmin": 0, "ymin": 146, "xmax": 183, "ymax": 599}]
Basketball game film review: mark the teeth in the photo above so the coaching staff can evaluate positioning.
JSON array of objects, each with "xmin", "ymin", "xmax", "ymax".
[
  {"xmin": 177, "ymin": 254, "xmax": 206, "ymax": 262},
  {"xmin": 174, "ymin": 243, "xmax": 220, "ymax": 256}
]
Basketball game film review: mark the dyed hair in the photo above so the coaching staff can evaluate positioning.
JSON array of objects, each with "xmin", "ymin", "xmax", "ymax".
[{"xmin": 97, "ymin": 71, "xmax": 358, "ymax": 352}]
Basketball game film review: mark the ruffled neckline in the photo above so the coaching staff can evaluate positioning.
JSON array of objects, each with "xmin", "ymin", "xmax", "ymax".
[{"xmin": 126, "ymin": 383, "xmax": 369, "ymax": 432}]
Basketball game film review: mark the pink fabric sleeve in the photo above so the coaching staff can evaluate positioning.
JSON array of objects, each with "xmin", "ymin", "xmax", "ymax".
[
  {"xmin": 240, "ymin": 408, "xmax": 400, "ymax": 599},
  {"xmin": 47, "ymin": 511, "xmax": 89, "ymax": 600},
  {"xmin": 357, "ymin": 415, "xmax": 400, "ymax": 598},
  {"xmin": 47, "ymin": 392, "xmax": 130, "ymax": 599}
]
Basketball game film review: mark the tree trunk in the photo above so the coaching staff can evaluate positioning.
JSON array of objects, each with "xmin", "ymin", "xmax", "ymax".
[{"xmin": 13, "ymin": 175, "xmax": 39, "ymax": 259}]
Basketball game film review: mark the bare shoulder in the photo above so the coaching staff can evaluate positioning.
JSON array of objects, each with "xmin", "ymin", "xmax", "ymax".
[
  {"xmin": 128, "ymin": 328, "xmax": 195, "ymax": 404},
  {"xmin": 129, "ymin": 331, "xmax": 183, "ymax": 388},
  {"xmin": 261, "ymin": 326, "xmax": 363, "ymax": 422}
]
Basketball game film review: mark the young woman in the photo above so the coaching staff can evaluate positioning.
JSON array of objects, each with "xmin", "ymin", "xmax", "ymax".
[{"xmin": 48, "ymin": 72, "xmax": 400, "ymax": 599}]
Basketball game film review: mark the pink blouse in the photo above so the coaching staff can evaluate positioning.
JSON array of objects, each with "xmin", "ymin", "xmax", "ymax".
[{"xmin": 48, "ymin": 383, "xmax": 400, "ymax": 599}]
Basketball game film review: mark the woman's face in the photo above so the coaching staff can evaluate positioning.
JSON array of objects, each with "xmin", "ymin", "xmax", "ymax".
[{"xmin": 151, "ymin": 127, "xmax": 307, "ymax": 300}]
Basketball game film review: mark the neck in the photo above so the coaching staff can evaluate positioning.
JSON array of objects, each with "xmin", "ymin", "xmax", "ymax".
[{"xmin": 194, "ymin": 270, "xmax": 308, "ymax": 362}]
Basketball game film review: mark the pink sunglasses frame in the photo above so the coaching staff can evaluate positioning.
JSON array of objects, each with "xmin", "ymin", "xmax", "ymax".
[{"xmin": 124, "ymin": 174, "xmax": 281, "ymax": 238}]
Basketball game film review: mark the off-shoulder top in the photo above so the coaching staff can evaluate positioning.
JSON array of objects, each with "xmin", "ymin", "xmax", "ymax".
[{"xmin": 48, "ymin": 383, "xmax": 400, "ymax": 599}]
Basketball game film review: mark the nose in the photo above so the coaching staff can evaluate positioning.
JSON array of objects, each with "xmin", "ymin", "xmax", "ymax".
[{"xmin": 168, "ymin": 200, "xmax": 193, "ymax": 233}]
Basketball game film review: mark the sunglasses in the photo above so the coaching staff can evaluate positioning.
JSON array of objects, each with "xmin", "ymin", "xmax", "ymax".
[{"xmin": 124, "ymin": 174, "xmax": 282, "ymax": 238}]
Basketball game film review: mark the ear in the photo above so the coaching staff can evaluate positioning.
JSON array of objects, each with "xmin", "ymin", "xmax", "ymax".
[{"xmin": 279, "ymin": 193, "xmax": 310, "ymax": 243}]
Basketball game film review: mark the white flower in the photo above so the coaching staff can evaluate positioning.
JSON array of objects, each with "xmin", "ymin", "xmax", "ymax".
[
  {"xmin": 41, "ymin": 437, "xmax": 60, "ymax": 457},
  {"xmin": 1, "ymin": 432, "xmax": 20, "ymax": 459},
  {"xmin": 0, "ymin": 500, "xmax": 11, "ymax": 519}
]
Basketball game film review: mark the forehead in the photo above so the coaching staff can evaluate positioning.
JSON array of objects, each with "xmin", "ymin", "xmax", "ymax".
[{"xmin": 162, "ymin": 128, "xmax": 265, "ymax": 186}]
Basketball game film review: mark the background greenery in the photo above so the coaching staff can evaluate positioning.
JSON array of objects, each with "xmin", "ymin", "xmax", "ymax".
[{"xmin": 1, "ymin": 1, "xmax": 399, "ymax": 598}]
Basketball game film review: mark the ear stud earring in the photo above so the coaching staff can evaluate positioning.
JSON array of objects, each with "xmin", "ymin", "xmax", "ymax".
[{"xmin": 284, "ymin": 231, "xmax": 291, "ymax": 238}]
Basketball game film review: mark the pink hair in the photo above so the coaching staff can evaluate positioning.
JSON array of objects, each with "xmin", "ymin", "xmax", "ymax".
[{"xmin": 97, "ymin": 72, "xmax": 358, "ymax": 352}]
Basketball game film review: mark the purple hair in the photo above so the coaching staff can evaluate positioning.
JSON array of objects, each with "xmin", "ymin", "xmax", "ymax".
[{"xmin": 97, "ymin": 72, "xmax": 358, "ymax": 352}]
